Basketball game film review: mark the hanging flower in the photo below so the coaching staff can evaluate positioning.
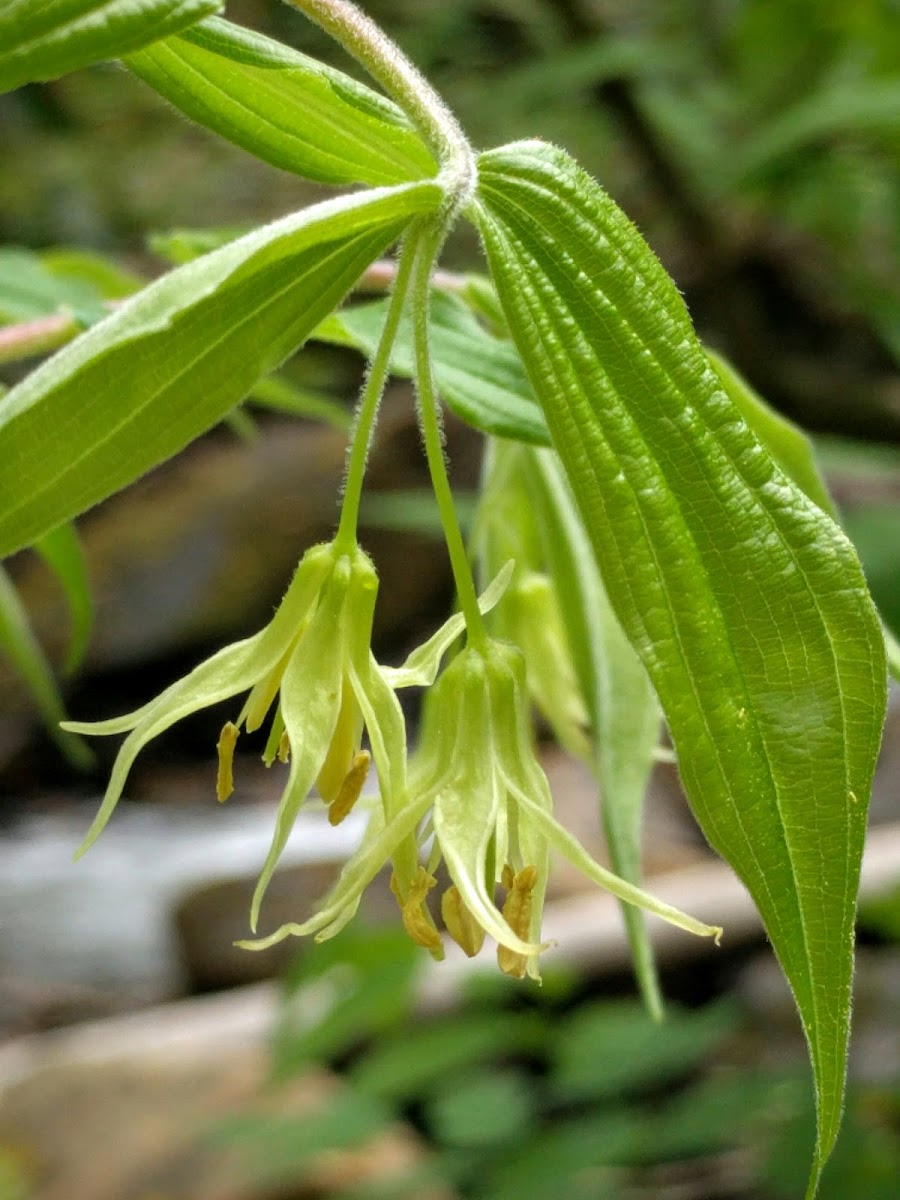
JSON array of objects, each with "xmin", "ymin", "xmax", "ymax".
[
  {"xmin": 239, "ymin": 636, "xmax": 721, "ymax": 978},
  {"xmin": 63, "ymin": 540, "xmax": 409, "ymax": 930}
]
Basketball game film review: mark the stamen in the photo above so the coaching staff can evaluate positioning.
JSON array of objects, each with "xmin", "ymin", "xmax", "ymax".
[
  {"xmin": 442, "ymin": 885, "xmax": 485, "ymax": 957},
  {"xmin": 262, "ymin": 705, "xmax": 286, "ymax": 767},
  {"xmin": 317, "ymin": 681, "xmax": 360, "ymax": 803},
  {"xmin": 216, "ymin": 721, "xmax": 240, "ymax": 802},
  {"xmin": 497, "ymin": 865, "xmax": 539, "ymax": 979},
  {"xmin": 277, "ymin": 730, "xmax": 291, "ymax": 764},
  {"xmin": 328, "ymin": 750, "xmax": 370, "ymax": 826},
  {"xmin": 392, "ymin": 867, "xmax": 443, "ymax": 954}
]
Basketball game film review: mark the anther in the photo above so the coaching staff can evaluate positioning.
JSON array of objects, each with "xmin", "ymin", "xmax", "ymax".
[
  {"xmin": 327, "ymin": 750, "xmax": 370, "ymax": 826},
  {"xmin": 392, "ymin": 867, "xmax": 443, "ymax": 954},
  {"xmin": 497, "ymin": 864, "xmax": 539, "ymax": 979},
  {"xmin": 442, "ymin": 885, "xmax": 485, "ymax": 957},
  {"xmin": 277, "ymin": 729, "xmax": 291, "ymax": 764},
  {"xmin": 216, "ymin": 721, "xmax": 240, "ymax": 802}
]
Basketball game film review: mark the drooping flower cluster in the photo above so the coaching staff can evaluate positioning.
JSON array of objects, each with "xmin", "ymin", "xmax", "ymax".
[
  {"xmin": 238, "ymin": 634, "xmax": 720, "ymax": 977},
  {"xmin": 68, "ymin": 539, "xmax": 719, "ymax": 976}
]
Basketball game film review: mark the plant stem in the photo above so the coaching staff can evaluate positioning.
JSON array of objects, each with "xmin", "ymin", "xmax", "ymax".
[
  {"xmin": 0, "ymin": 311, "xmax": 83, "ymax": 365},
  {"xmin": 284, "ymin": 0, "xmax": 474, "ymax": 205},
  {"xmin": 411, "ymin": 221, "xmax": 488, "ymax": 649},
  {"xmin": 334, "ymin": 231, "xmax": 419, "ymax": 552}
]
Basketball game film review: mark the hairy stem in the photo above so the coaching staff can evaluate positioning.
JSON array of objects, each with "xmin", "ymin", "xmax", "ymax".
[
  {"xmin": 284, "ymin": 0, "xmax": 475, "ymax": 207},
  {"xmin": 334, "ymin": 231, "xmax": 419, "ymax": 551},
  {"xmin": 0, "ymin": 311, "xmax": 84, "ymax": 366},
  {"xmin": 411, "ymin": 220, "xmax": 488, "ymax": 648}
]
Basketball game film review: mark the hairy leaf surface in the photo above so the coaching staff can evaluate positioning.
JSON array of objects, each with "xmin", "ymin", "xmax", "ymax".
[
  {"xmin": 476, "ymin": 139, "xmax": 886, "ymax": 1195},
  {"xmin": 0, "ymin": 182, "xmax": 440, "ymax": 558},
  {"xmin": 127, "ymin": 16, "xmax": 437, "ymax": 186},
  {"xmin": 0, "ymin": 0, "xmax": 220, "ymax": 92}
]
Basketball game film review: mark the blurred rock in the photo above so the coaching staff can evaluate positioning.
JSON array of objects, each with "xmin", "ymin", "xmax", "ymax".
[
  {"xmin": 0, "ymin": 990, "xmax": 451, "ymax": 1200},
  {"xmin": 0, "ymin": 786, "xmax": 373, "ymax": 1024}
]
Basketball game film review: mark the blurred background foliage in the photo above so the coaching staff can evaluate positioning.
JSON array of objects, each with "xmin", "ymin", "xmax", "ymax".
[{"xmin": 206, "ymin": 917, "xmax": 900, "ymax": 1200}]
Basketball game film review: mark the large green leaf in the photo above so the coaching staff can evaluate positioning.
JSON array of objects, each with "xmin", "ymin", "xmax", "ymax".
[
  {"xmin": 126, "ymin": 16, "xmax": 437, "ymax": 186},
  {"xmin": 315, "ymin": 289, "xmax": 549, "ymax": 444},
  {"xmin": 475, "ymin": 140, "xmax": 886, "ymax": 1196},
  {"xmin": 0, "ymin": 0, "xmax": 220, "ymax": 93},
  {"xmin": 0, "ymin": 181, "xmax": 440, "ymax": 559}
]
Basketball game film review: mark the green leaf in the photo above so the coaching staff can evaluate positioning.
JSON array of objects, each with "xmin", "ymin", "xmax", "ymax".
[
  {"xmin": 550, "ymin": 999, "xmax": 737, "ymax": 1103},
  {"xmin": 147, "ymin": 225, "xmax": 252, "ymax": 265},
  {"xmin": 273, "ymin": 925, "xmax": 420, "ymax": 1079},
  {"xmin": 40, "ymin": 248, "xmax": 144, "ymax": 300},
  {"xmin": 246, "ymin": 373, "xmax": 350, "ymax": 431},
  {"xmin": 0, "ymin": 248, "xmax": 109, "ymax": 326},
  {"xmin": 475, "ymin": 139, "xmax": 887, "ymax": 1196},
  {"xmin": 0, "ymin": 565, "xmax": 92, "ymax": 768},
  {"xmin": 315, "ymin": 289, "xmax": 550, "ymax": 444},
  {"xmin": 126, "ymin": 16, "xmax": 437, "ymax": 186},
  {"xmin": 0, "ymin": 0, "xmax": 221, "ymax": 93},
  {"xmin": 480, "ymin": 1112, "xmax": 635, "ymax": 1200},
  {"xmin": 34, "ymin": 523, "xmax": 93, "ymax": 675},
  {"xmin": 425, "ymin": 1068, "xmax": 536, "ymax": 1148},
  {"xmin": 520, "ymin": 444, "xmax": 664, "ymax": 1020},
  {"xmin": 351, "ymin": 1012, "xmax": 542, "ymax": 1102},
  {"xmin": 0, "ymin": 180, "xmax": 441, "ymax": 559}
]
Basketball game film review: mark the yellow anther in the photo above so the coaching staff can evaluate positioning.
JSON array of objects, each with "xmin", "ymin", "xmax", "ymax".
[
  {"xmin": 501, "ymin": 863, "xmax": 515, "ymax": 890},
  {"xmin": 327, "ymin": 750, "xmax": 370, "ymax": 826},
  {"xmin": 317, "ymin": 681, "xmax": 360, "ymax": 803},
  {"xmin": 442, "ymin": 885, "xmax": 485, "ymax": 957},
  {"xmin": 497, "ymin": 865, "xmax": 539, "ymax": 979},
  {"xmin": 216, "ymin": 721, "xmax": 240, "ymax": 802},
  {"xmin": 277, "ymin": 729, "xmax": 291, "ymax": 764},
  {"xmin": 392, "ymin": 867, "xmax": 443, "ymax": 954}
]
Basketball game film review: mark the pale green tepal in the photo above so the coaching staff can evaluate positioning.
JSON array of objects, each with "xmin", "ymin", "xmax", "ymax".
[
  {"xmin": 63, "ymin": 540, "xmax": 411, "ymax": 931},
  {"xmin": 240, "ymin": 636, "xmax": 721, "ymax": 979}
]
